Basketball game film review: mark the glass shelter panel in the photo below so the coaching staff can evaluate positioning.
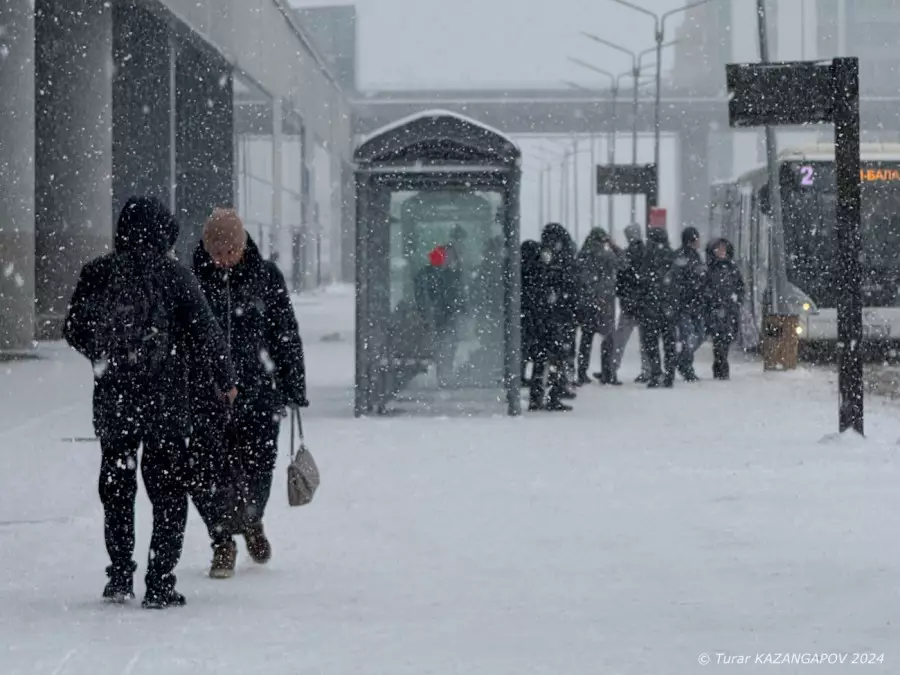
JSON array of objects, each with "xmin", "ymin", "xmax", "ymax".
[
  {"xmin": 387, "ymin": 188, "xmax": 507, "ymax": 391},
  {"xmin": 367, "ymin": 182, "xmax": 512, "ymax": 414}
]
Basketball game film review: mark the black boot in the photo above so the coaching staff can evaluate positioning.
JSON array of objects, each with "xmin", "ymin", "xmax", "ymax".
[
  {"xmin": 142, "ymin": 575, "xmax": 186, "ymax": 610},
  {"xmin": 528, "ymin": 377, "xmax": 545, "ymax": 411},
  {"xmin": 142, "ymin": 587, "xmax": 186, "ymax": 610},
  {"xmin": 102, "ymin": 561, "xmax": 137, "ymax": 603}
]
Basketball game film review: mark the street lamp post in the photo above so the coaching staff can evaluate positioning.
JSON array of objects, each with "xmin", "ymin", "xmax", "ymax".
[
  {"xmin": 572, "ymin": 137, "xmax": 580, "ymax": 241},
  {"xmin": 582, "ymin": 34, "xmax": 677, "ymax": 221},
  {"xmin": 612, "ymin": 0, "xmax": 718, "ymax": 206},
  {"xmin": 538, "ymin": 166, "xmax": 545, "ymax": 225},
  {"xmin": 567, "ymin": 61, "xmax": 655, "ymax": 235},
  {"xmin": 567, "ymin": 67, "xmax": 618, "ymax": 232},
  {"xmin": 566, "ymin": 80, "xmax": 599, "ymax": 229}
]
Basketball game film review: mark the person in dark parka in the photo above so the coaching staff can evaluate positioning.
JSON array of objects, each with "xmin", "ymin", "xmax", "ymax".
[
  {"xmin": 64, "ymin": 196, "xmax": 236, "ymax": 609},
  {"xmin": 414, "ymin": 244, "xmax": 466, "ymax": 387},
  {"xmin": 576, "ymin": 227, "xmax": 622, "ymax": 385},
  {"xmin": 706, "ymin": 237, "xmax": 744, "ymax": 379},
  {"xmin": 611, "ymin": 224, "xmax": 651, "ymax": 382},
  {"xmin": 520, "ymin": 239, "xmax": 542, "ymax": 384},
  {"xmin": 529, "ymin": 223, "xmax": 578, "ymax": 411},
  {"xmin": 190, "ymin": 209, "xmax": 308, "ymax": 579},
  {"xmin": 672, "ymin": 226, "xmax": 710, "ymax": 381},
  {"xmin": 638, "ymin": 227, "xmax": 679, "ymax": 388}
]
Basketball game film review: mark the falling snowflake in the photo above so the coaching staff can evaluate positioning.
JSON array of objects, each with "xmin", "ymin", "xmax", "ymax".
[{"xmin": 259, "ymin": 348, "xmax": 275, "ymax": 373}]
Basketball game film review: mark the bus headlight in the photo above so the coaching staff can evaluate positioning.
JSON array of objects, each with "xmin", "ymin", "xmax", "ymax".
[
  {"xmin": 795, "ymin": 325, "xmax": 804, "ymax": 336},
  {"xmin": 802, "ymin": 302, "xmax": 811, "ymax": 312}
]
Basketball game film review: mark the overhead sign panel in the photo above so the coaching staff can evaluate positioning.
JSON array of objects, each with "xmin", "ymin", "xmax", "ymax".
[{"xmin": 726, "ymin": 60, "xmax": 835, "ymax": 128}]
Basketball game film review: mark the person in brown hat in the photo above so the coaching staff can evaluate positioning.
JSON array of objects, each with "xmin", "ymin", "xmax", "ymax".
[{"xmin": 189, "ymin": 208, "xmax": 308, "ymax": 579}]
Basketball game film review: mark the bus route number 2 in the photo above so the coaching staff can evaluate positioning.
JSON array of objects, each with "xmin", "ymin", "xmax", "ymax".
[{"xmin": 800, "ymin": 166, "xmax": 814, "ymax": 186}]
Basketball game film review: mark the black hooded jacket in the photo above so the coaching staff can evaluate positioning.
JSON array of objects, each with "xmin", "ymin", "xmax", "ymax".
[
  {"xmin": 672, "ymin": 227, "xmax": 710, "ymax": 321},
  {"xmin": 706, "ymin": 238, "xmax": 745, "ymax": 340},
  {"xmin": 63, "ymin": 196, "xmax": 235, "ymax": 439},
  {"xmin": 616, "ymin": 238, "xmax": 645, "ymax": 318},
  {"xmin": 536, "ymin": 223, "xmax": 578, "ymax": 354},
  {"xmin": 638, "ymin": 227, "xmax": 677, "ymax": 325},
  {"xmin": 520, "ymin": 240, "xmax": 542, "ymax": 358},
  {"xmin": 191, "ymin": 235, "xmax": 307, "ymax": 414}
]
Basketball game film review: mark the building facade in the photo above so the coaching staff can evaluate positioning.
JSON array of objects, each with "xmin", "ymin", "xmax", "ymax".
[
  {"xmin": 670, "ymin": 0, "xmax": 900, "ymax": 183},
  {"xmin": 0, "ymin": 0, "xmax": 355, "ymax": 350}
]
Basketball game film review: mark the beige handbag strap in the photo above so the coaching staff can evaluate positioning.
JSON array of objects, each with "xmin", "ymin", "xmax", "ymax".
[{"xmin": 289, "ymin": 407, "xmax": 304, "ymax": 458}]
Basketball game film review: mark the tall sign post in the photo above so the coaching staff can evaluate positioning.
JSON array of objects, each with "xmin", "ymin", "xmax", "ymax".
[
  {"xmin": 595, "ymin": 163, "xmax": 658, "ymax": 233},
  {"xmin": 726, "ymin": 57, "xmax": 862, "ymax": 435}
]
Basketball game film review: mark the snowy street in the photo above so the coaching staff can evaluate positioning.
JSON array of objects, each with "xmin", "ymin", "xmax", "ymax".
[{"xmin": 1, "ymin": 286, "xmax": 898, "ymax": 674}]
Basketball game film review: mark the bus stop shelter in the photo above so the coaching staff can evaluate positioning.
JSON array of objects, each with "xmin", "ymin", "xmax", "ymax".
[{"xmin": 353, "ymin": 110, "xmax": 522, "ymax": 417}]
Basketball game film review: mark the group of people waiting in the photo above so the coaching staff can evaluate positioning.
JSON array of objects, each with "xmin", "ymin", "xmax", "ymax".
[
  {"xmin": 522, "ymin": 221, "xmax": 745, "ymax": 411},
  {"xmin": 64, "ymin": 197, "xmax": 308, "ymax": 609}
]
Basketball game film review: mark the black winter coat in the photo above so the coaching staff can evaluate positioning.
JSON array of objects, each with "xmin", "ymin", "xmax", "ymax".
[
  {"xmin": 64, "ymin": 197, "xmax": 235, "ymax": 440},
  {"xmin": 638, "ymin": 229, "xmax": 678, "ymax": 326},
  {"xmin": 192, "ymin": 236, "xmax": 307, "ymax": 415},
  {"xmin": 672, "ymin": 245, "xmax": 710, "ymax": 321},
  {"xmin": 706, "ymin": 239, "xmax": 745, "ymax": 341},
  {"xmin": 536, "ymin": 224, "xmax": 578, "ymax": 356},
  {"xmin": 615, "ymin": 240, "xmax": 645, "ymax": 318},
  {"xmin": 413, "ymin": 264, "xmax": 466, "ymax": 331},
  {"xmin": 521, "ymin": 240, "xmax": 542, "ymax": 359}
]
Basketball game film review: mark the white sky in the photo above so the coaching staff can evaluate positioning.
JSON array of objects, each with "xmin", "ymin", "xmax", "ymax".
[
  {"xmin": 291, "ymin": 0, "xmax": 722, "ymax": 240},
  {"xmin": 291, "ymin": 0, "xmax": 694, "ymax": 89}
]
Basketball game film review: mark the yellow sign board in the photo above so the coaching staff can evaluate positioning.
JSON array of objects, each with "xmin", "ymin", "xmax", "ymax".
[{"xmin": 860, "ymin": 168, "xmax": 900, "ymax": 182}]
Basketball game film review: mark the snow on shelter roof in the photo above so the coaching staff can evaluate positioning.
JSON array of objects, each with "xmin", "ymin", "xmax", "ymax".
[{"xmin": 354, "ymin": 109, "xmax": 521, "ymax": 166}]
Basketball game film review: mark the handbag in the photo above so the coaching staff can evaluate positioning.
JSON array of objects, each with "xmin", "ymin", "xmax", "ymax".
[{"xmin": 287, "ymin": 407, "xmax": 320, "ymax": 506}]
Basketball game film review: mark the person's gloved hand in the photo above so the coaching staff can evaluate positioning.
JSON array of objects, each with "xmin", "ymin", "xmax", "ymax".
[{"xmin": 287, "ymin": 389, "xmax": 309, "ymax": 408}]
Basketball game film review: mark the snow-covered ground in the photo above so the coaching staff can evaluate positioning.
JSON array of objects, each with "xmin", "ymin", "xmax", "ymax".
[{"xmin": 1, "ymin": 285, "xmax": 898, "ymax": 674}]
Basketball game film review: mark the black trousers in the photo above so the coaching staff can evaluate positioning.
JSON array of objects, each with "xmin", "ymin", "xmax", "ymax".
[
  {"xmin": 640, "ymin": 321, "xmax": 677, "ymax": 382},
  {"xmin": 712, "ymin": 333, "xmax": 733, "ymax": 378},
  {"xmin": 189, "ymin": 404, "xmax": 281, "ymax": 546},
  {"xmin": 528, "ymin": 346, "xmax": 565, "ymax": 407},
  {"xmin": 99, "ymin": 434, "xmax": 188, "ymax": 592},
  {"xmin": 577, "ymin": 327, "xmax": 614, "ymax": 380}
]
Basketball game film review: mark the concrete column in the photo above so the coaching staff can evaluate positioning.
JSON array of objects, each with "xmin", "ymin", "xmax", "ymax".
[
  {"xmin": 300, "ymin": 129, "xmax": 313, "ymax": 289},
  {"xmin": 34, "ymin": 0, "xmax": 113, "ymax": 339},
  {"xmin": 175, "ymin": 43, "xmax": 233, "ymax": 259},
  {"xmin": 112, "ymin": 0, "xmax": 173, "ymax": 223},
  {"xmin": 272, "ymin": 98, "xmax": 284, "ymax": 261},
  {"xmin": 679, "ymin": 128, "xmax": 710, "ymax": 233},
  {"xmin": 341, "ymin": 159, "xmax": 356, "ymax": 283},
  {"xmin": 0, "ymin": 1, "xmax": 35, "ymax": 349},
  {"xmin": 329, "ymin": 145, "xmax": 342, "ymax": 284}
]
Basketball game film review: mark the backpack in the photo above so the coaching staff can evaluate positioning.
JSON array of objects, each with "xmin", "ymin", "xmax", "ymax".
[{"xmin": 93, "ymin": 257, "xmax": 171, "ymax": 381}]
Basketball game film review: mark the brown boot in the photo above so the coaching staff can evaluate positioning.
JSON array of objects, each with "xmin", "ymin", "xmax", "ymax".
[
  {"xmin": 244, "ymin": 524, "xmax": 272, "ymax": 565},
  {"xmin": 209, "ymin": 540, "xmax": 237, "ymax": 579}
]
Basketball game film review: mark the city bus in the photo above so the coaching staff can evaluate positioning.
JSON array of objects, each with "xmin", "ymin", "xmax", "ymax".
[{"xmin": 709, "ymin": 143, "xmax": 900, "ymax": 352}]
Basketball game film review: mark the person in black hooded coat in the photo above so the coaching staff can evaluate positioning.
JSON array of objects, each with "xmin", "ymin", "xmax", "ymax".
[
  {"xmin": 706, "ymin": 237, "xmax": 744, "ymax": 379},
  {"xmin": 672, "ymin": 226, "xmax": 710, "ymax": 381},
  {"xmin": 520, "ymin": 239, "xmax": 542, "ymax": 384},
  {"xmin": 189, "ymin": 208, "xmax": 307, "ymax": 579},
  {"xmin": 64, "ymin": 196, "xmax": 236, "ymax": 609},
  {"xmin": 638, "ymin": 227, "xmax": 679, "ymax": 387},
  {"xmin": 529, "ymin": 223, "xmax": 578, "ymax": 411}
]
